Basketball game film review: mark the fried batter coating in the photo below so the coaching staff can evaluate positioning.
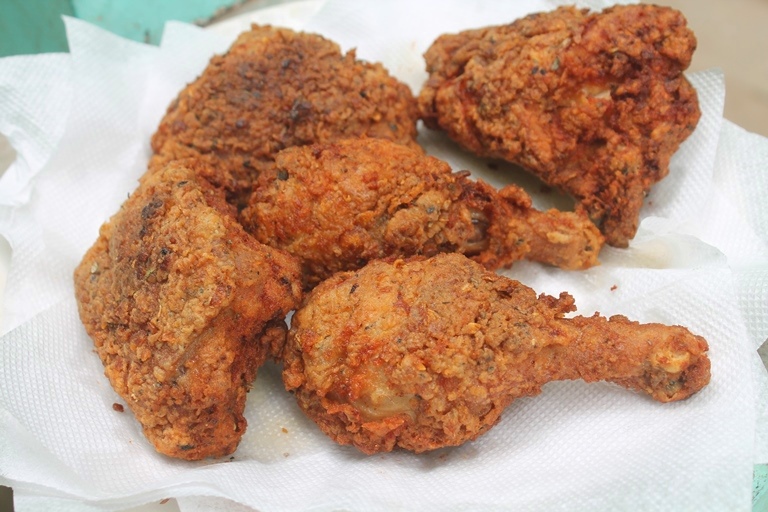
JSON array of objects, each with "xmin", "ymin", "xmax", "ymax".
[
  {"xmin": 418, "ymin": 5, "xmax": 701, "ymax": 247},
  {"xmin": 240, "ymin": 138, "xmax": 603, "ymax": 288},
  {"xmin": 74, "ymin": 161, "xmax": 303, "ymax": 460},
  {"xmin": 283, "ymin": 253, "xmax": 710, "ymax": 454},
  {"xmin": 151, "ymin": 25, "xmax": 419, "ymax": 204}
]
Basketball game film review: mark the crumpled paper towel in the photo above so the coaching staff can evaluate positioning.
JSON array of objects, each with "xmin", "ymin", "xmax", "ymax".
[{"xmin": 0, "ymin": 0, "xmax": 766, "ymax": 511}]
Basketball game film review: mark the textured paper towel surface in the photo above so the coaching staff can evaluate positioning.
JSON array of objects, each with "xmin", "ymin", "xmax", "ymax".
[{"xmin": 0, "ymin": 1, "xmax": 766, "ymax": 511}]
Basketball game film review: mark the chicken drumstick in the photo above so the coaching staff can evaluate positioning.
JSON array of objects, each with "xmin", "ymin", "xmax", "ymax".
[
  {"xmin": 283, "ymin": 253, "xmax": 710, "ymax": 454},
  {"xmin": 241, "ymin": 138, "xmax": 604, "ymax": 288}
]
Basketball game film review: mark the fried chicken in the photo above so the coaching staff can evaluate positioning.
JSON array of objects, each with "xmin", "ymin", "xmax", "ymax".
[
  {"xmin": 151, "ymin": 25, "xmax": 419, "ymax": 205},
  {"xmin": 283, "ymin": 253, "xmax": 710, "ymax": 454},
  {"xmin": 418, "ymin": 5, "xmax": 701, "ymax": 247},
  {"xmin": 74, "ymin": 161, "xmax": 303, "ymax": 460},
  {"xmin": 240, "ymin": 137, "xmax": 603, "ymax": 288}
]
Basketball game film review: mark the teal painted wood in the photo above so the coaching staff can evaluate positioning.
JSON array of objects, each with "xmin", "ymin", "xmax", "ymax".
[
  {"xmin": 71, "ymin": 0, "xmax": 240, "ymax": 45},
  {"xmin": 755, "ymin": 464, "xmax": 768, "ymax": 512},
  {"xmin": 0, "ymin": 0, "xmax": 74, "ymax": 56},
  {"xmin": 0, "ymin": 0, "xmax": 238, "ymax": 57}
]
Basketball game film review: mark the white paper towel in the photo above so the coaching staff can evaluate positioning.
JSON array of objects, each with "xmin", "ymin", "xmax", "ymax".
[{"xmin": 0, "ymin": 1, "xmax": 766, "ymax": 511}]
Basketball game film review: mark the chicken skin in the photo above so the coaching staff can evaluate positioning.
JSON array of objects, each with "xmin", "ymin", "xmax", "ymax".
[
  {"xmin": 418, "ymin": 5, "xmax": 701, "ymax": 247},
  {"xmin": 283, "ymin": 253, "xmax": 710, "ymax": 454},
  {"xmin": 240, "ymin": 138, "xmax": 604, "ymax": 288},
  {"xmin": 74, "ymin": 161, "xmax": 303, "ymax": 460},
  {"xmin": 151, "ymin": 25, "xmax": 419, "ymax": 205}
]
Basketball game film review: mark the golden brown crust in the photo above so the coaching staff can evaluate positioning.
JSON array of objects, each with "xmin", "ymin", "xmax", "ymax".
[
  {"xmin": 283, "ymin": 253, "xmax": 710, "ymax": 454},
  {"xmin": 74, "ymin": 161, "xmax": 303, "ymax": 460},
  {"xmin": 240, "ymin": 138, "xmax": 603, "ymax": 288},
  {"xmin": 418, "ymin": 5, "xmax": 701, "ymax": 247},
  {"xmin": 150, "ymin": 25, "xmax": 419, "ymax": 204}
]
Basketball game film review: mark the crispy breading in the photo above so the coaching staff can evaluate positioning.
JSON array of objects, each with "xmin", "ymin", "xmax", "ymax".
[
  {"xmin": 150, "ymin": 25, "xmax": 419, "ymax": 204},
  {"xmin": 240, "ymin": 138, "xmax": 603, "ymax": 288},
  {"xmin": 283, "ymin": 253, "xmax": 710, "ymax": 454},
  {"xmin": 74, "ymin": 161, "xmax": 303, "ymax": 460},
  {"xmin": 418, "ymin": 5, "xmax": 701, "ymax": 247}
]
